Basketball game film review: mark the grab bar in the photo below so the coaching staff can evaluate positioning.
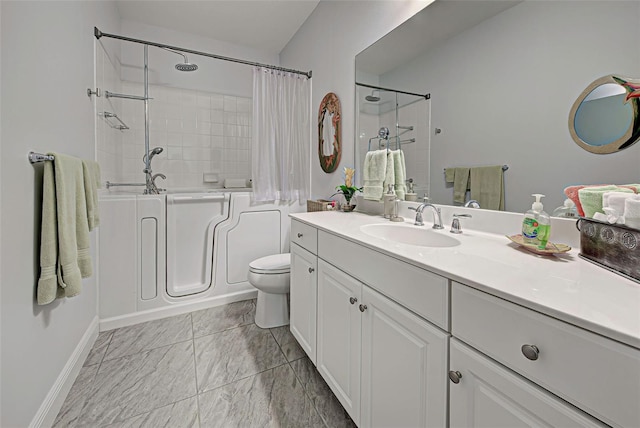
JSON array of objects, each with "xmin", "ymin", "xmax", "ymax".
[
  {"xmin": 172, "ymin": 194, "xmax": 227, "ymax": 201},
  {"xmin": 99, "ymin": 111, "xmax": 129, "ymax": 130},
  {"xmin": 106, "ymin": 181, "xmax": 146, "ymax": 189}
]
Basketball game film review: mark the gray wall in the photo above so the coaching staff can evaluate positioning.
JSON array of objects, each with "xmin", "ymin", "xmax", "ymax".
[
  {"xmin": 280, "ymin": 1, "xmax": 430, "ymax": 199},
  {"xmin": 380, "ymin": 1, "xmax": 640, "ymax": 212},
  {"xmin": 0, "ymin": 2, "xmax": 119, "ymax": 426}
]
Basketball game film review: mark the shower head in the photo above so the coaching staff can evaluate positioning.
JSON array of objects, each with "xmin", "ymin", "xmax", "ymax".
[
  {"xmin": 365, "ymin": 90, "xmax": 380, "ymax": 102},
  {"xmin": 143, "ymin": 147, "xmax": 164, "ymax": 164},
  {"xmin": 161, "ymin": 47, "xmax": 198, "ymax": 72}
]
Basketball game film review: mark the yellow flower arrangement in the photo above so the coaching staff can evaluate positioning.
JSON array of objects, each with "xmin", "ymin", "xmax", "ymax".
[{"xmin": 334, "ymin": 167, "xmax": 362, "ymax": 205}]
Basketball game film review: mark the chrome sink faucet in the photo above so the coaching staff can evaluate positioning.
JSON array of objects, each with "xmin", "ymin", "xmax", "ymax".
[
  {"xmin": 145, "ymin": 172, "xmax": 166, "ymax": 194},
  {"xmin": 409, "ymin": 202, "xmax": 444, "ymax": 229}
]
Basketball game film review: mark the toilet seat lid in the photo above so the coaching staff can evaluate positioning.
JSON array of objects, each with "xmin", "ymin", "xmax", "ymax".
[{"xmin": 249, "ymin": 253, "xmax": 291, "ymax": 274}]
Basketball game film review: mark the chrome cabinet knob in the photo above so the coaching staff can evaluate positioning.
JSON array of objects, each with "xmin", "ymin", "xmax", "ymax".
[
  {"xmin": 297, "ymin": 233, "xmax": 303, "ymax": 238},
  {"xmin": 448, "ymin": 370, "xmax": 462, "ymax": 384},
  {"xmin": 308, "ymin": 267, "xmax": 315, "ymax": 273},
  {"xmin": 349, "ymin": 297, "xmax": 358, "ymax": 305},
  {"xmin": 359, "ymin": 304, "xmax": 368, "ymax": 312},
  {"xmin": 521, "ymin": 344, "xmax": 539, "ymax": 361}
]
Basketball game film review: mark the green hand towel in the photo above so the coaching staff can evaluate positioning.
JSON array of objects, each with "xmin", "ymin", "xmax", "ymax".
[
  {"xmin": 392, "ymin": 150, "xmax": 407, "ymax": 200},
  {"xmin": 37, "ymin": 153, "xmax": 92, "ymax": 304},
  {"xmin": 83, "ymin": 160, "xmax": 101, "ymax": 231},
  {"xmin": 382, "ymin": 152, "xmax": 395, "ymax": 200},
  {"xmin": 454, "ymin": 168, "xmax": 471, "ymax": 204},
  {"xmin": 363, "ymin": 150, "xmax": 387, "ymax": 201},
  {"xmin": 470, "ymin": 166, "xmax": 504, "ymax": 211}
]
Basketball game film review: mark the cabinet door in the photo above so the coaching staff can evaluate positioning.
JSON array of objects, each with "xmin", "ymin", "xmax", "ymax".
[
  {"xmin": 449, "ymin": 338, "xmax": 606, "ymax": 428},
  {"xmin": 290, "ymin": 243, "xmax": 318, "ymax": 364},
  {"xmin": 317, "ymin": 260, "xmax": 362, "ymax": 426},
  {"xmin": 361, "ymin": 286, "xmax": 448, "ymax": 428}
]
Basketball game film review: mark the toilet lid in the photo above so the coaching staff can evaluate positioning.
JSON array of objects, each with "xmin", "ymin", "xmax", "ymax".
[{"xmin": 249, "ymin": 253, "xmax": 291, "ymax": 274}]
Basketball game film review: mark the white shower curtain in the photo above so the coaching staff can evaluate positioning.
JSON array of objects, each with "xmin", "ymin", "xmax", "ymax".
[{"xmin": 252, "ymin": 67, "xmax": 310, "ymax": 202}]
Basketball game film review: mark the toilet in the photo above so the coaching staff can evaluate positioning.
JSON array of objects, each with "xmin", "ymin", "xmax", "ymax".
[{"xmin": 248, "ymin": 253, "xmax": 291, "ymax": 328}]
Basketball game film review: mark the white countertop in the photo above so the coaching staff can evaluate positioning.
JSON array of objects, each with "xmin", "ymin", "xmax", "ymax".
[{"xmin": 290, "ymin": 210, "xmax": 640, "ymax": 350}]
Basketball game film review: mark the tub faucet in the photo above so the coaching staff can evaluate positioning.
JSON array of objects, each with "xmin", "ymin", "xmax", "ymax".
[
  {"xmin": 409, "ymin": 203, "xmax": 444, "ymax": 229},
  {"xmin": 144, "ymin": 172, "xmax": 166, "ymax": 194}
]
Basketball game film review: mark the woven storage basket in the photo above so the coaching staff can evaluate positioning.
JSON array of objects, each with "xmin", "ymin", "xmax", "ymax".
[{"xmin": 307, "ymin": 199, "xmax": 332, "ymax": 212}]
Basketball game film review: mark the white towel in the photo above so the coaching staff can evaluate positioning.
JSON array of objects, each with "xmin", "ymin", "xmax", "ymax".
[
  {"xmin": 363, "ymin": 150, "xmax": 387, "ymax": 201},
  {"xmin": 392, "ymin": 150, "xmax": 407, "ymax": 200},
  {"xmin": 603, "ymin": 191, "xmax": 636, "ymax": 216},
  {"xmin": 624, "ymin": 197, "xmax": 640, "ymax": 229}
]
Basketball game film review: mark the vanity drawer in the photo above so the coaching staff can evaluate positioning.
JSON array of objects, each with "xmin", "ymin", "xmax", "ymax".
[
  {"xmin": 318, "ymin": 230, "xmax": 449, "ymax": 330},
  {"xmin": 291, "ymin": 220, "xmax": 318, "ymax": 254},
  {"xmin": 451, "ymin": 282, "xmax": 640, "ymax": 428}
]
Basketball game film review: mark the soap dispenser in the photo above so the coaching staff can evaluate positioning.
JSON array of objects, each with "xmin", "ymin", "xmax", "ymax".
[
  {"xmin": 522, "ymin": 194, "xmax": 551, "ymax": 249},
  {"xmin": 552, "ymin": 199, "xmax": 578, "ymax": 218},
  {"xmin": 405, "ymin": 178, "xmax": 418, "ymax": 201},
  {"xmin": 383, "ymin": 184, "xmax": 396, "ymax": 219}
]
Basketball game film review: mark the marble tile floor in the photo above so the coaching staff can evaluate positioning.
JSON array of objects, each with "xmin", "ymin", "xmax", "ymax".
[{"xmin": 54, "ymin": 299, "xmax": 356, "ymax": 428}]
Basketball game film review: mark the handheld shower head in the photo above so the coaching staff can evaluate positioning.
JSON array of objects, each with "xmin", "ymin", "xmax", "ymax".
[
  {"xmin": 143, "ymin": 147, "xmax": 164, "ymax": 164},
  {"xmin": 365, "ymin": 90, "xmax": 380, "ymax": 102},
  {"xmin": 161, "ymin": 47, "xmax": 198, "ymax": 72}
]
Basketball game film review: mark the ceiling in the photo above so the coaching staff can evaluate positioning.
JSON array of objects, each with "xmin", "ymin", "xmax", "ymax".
[
  {"xmin": 115, "ymin": 0, "xmax": 321, "ymax": 55},
  {"xmin": 356, "ymin": 0, "xmax": 521, "ymax": 76}
]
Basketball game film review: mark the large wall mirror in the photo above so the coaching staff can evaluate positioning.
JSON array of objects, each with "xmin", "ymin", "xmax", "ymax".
[{"xmin": 355, "ymin": 0, "xmax": 640, "ymax": 213}]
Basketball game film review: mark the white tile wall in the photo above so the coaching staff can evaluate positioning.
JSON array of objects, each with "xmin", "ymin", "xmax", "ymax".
[{"xmin": 114, "ymin": 81, "xmax": 253, "ymax": 188}]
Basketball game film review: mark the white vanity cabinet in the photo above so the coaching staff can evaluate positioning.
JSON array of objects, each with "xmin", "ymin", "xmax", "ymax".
[
  {"xmin": 290, "ymin": 220, "xmax": 319, "ymax": 364},
  {"xmin": 289, "ymin": 213, "xmax": 640, "ymax": 428},
  {"xmin": 449, "ymin": 338, "xmax": 605, "ymax": 427},
  {"xmin": 451, "ymin": 282, "xmax": 640, "ymax": 428},
  {"xmin": 316, "ymin": 259, "xmax": 449, "ymax": 427}
]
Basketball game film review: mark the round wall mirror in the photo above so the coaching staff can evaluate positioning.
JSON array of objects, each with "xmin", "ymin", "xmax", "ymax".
[{"xmin": 569, "ymin": 75, "xmax": 640, "ymax": 154}]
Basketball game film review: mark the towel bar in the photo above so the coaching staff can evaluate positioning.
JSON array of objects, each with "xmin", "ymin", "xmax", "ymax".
[
  {"xmin": 444, "ymin": 165, "xmax": 508, "ymax": 172},
  {"xmin": 29, "ymin": 152, "xmax": 54, "ymax": 163}
]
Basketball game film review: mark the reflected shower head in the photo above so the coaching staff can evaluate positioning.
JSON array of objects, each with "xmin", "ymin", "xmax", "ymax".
[
  {"xmin": 365, "ymin": 90, "xmax": 380, "ymax": 102},
  {"xmin": 161, "ymin": 47, "xmax": 198, "ymax": 72},
  {"xmin": 175, "ymin": 61, "xmax": 198, "ymax": 72}
]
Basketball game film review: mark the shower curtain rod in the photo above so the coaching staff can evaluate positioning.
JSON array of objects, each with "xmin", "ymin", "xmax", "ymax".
[
  {"xmin": 94, "ymin": 27, "xmax": 312, "ymax": 79},
  {"xmin": 356, "ymin": 82, "xmax": 430, "ymax": 100}
]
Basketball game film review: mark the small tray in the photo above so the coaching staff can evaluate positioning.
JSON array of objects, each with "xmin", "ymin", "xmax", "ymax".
[{"xmin": 506, "ymin": 234, "xmax": 571, "ymax": 255}]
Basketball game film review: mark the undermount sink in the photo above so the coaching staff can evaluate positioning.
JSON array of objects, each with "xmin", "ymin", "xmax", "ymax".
[{"xmin": 360, "ymin": 223, "xmax": 461, "ymax": 248}]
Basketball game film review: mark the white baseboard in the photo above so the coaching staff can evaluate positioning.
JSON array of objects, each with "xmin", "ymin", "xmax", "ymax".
[
  {"xmin": 99, "ymin": 289, "xmax": 258, "ymax": 331},
  {"xmin": 30, "ymin": 316, "xmax": 99, "ymax": 428}
]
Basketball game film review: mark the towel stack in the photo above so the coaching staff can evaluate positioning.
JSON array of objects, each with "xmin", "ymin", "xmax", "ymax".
[
  {"xmin": 38, "ymin": 153, "xmax": 102, "ymax": 305},
  {"xmin": 566, "ymin": 184, "xmax": 640, "ymax": 229},
  {"xmin": 362, "ymin": 149, "xmax": 407, "ymax": 201}
]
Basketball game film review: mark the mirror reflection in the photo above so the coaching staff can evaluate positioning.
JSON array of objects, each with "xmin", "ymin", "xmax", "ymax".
[
  {"xmin": 355, "ymin": 0, "xmax": 640, "ymax": 213},
  {"xmin": 569, "ymin": 75, "xmax": 640, "ymax": 154}
]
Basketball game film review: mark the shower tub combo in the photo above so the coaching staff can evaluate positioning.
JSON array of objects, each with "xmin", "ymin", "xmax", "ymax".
[{"xmin": 98, "ymin": 190, "xmax": 293, "ymax": 329}]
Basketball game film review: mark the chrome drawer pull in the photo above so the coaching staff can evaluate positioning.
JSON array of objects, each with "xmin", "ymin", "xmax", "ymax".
[
  {"xmin": 308, "ymin": 267, "xmax": 315, "ymax": 273},
  {"xmin": 448, "ymin": 370, "xmax": 462, "ymax": 384},
  {"xmin": 521, "ymin": 344, "xmax": 539, "ymax": 361},
  {"xmin": 350, "ymin": 297, "xmax": 358, "ymax": 304},
  {"xmin": 297, "ymin": 233, "xmax": 303, "ymax": 238},
  {"xmin": 359, "ymin": 304, "xmax": 368, "ymax": 312}
]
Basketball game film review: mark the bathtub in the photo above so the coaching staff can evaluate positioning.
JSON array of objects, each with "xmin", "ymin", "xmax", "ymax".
[{"xmin": 98, "ymin": 189, "xmax": 295, "ymax": 330}]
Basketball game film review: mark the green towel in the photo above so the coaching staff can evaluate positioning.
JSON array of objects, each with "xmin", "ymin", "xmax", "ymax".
[
  {"xmin": 454, "ymin": 168, "xmax": 471, "ymax": 204},
  {"xmin": 37, "ymin": 153, "xmax": 92, "ymax": 305},
  {"xmin": 392, "ymin": 150, "xmax": 407, "ymax": 200},
  {"xmin": 578, "ymin": 186, "xmax": 633, "ymax": 218},
  {"xmin": 363, "ymin": 150, "xmax": 387, "ymax": 201},
  {"xmin": 470, "ymin": 166, "xmax": 504, "ymax": 211},
  {"xmin": 83, "ymin": 160, "xmax": 101, "ymax": 231},
  {"xmin": 382, "ymin": 152, "xmax": 395, "ymax": 200}
]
